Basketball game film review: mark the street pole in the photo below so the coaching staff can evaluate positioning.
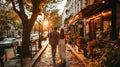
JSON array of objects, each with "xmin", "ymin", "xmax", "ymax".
[
  {"xmin": 37, "ymin": 13, "xmax": 44, "ymax": 49},
  {"xmin": 38, "ymin": 23, "xmax": 42, "ymax": 49}
]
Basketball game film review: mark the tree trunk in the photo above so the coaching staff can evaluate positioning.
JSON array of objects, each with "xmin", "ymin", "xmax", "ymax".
[
  {"xmin": 21, "ymin": 12, "xmax": 39, "ymax": 56},
  {"xmin": 38, "ymin": 23, "xmax": 42, "ymax": 49},
  {"xmin": 10, "ymin": 0, "xmax": 45, "ymax": 56},
  {"xmin": 22, "ymin": 22, "xmax": 31, "ymax": 56}
]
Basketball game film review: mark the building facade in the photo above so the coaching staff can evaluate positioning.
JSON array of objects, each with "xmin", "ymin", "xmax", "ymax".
[{"xmin": 66, "ymin": 0, "xmax": 119, "ymax": 40}]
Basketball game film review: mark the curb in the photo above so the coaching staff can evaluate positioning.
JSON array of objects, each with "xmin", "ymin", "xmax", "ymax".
[
  {"xmin": 66, "ymin": 44, "xmax": 88, "ymax": 67},
  {"xmin": 28, "ymin": 44, "xmax": 49, "ymax": 67}
]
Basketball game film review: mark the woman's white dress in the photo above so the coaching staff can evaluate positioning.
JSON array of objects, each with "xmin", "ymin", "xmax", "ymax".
[{"xmin": 58, "ymin": 38, "xmax": 66, "ymax": 62}]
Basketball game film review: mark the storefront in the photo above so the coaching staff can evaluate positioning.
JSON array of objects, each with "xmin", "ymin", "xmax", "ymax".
[
  {"xmin": 67, "ymin": 0, "xmax": 114, "ymax": 40},
  {"xmin": 85, "ymin": 11, "xmax": 112, "ymax": 40}
]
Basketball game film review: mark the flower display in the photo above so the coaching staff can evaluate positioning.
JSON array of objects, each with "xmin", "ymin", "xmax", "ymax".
[{"xmin": 87, "ymin": 40, "xmax": 120, "ymax": 67}]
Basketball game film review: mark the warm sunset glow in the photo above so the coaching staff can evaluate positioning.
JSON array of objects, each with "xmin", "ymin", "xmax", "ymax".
[
  {"xmin": 43, "ymin": 19, "xmax": 48, "ymax": 26},
  {"xmin": 42, "ymin": 19, "xmax": 49, "ymax": 30},
  {"xmin": 50, "ymin": 24, "xmax": 53, "ymax": 26}
]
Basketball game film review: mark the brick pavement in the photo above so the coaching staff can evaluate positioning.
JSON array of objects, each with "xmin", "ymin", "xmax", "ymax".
[{"xmin": 33, "ymin": 44, "xmax": 86, "ymax": 67}]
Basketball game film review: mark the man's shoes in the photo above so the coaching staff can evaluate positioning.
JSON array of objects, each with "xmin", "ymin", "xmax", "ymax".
[
  {"xmin": 54, "ymin": 64, "xmax": 57, "ymax": 67},
  {"xmin": 53, "ymin": 58, "xmax": 56, "ymax": 66},
  {"xmin": 61, "ymin": 60, "xmax": 66, "ymax": 66},
  {"xmin": 63, "ymin": 61, "xmax": 66, "ymax": 65}
]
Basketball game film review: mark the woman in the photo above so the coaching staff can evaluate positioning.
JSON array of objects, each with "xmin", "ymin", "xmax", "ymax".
[{"xmin": 58, "ymin": 28, "xmax": 66, "ymax": 64}]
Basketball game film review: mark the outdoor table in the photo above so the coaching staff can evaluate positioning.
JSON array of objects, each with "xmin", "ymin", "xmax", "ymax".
[
  {"xmin": 0, "ymin": 38, "xmax": 23, "ymax": 67},
  {"xmin": 0, "ymin": 36, "xmax": 38, "ymax": 67},
  {"xmin": 0, "ymin": 38, "xmax": 16, "ymax": 47},
  {"xmin": 0, "ymin": 38, "xmax": 17, "ymax": 55}
]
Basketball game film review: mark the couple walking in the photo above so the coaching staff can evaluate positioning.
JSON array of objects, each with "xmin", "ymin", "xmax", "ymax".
[{"xmin": 49, "ymin": 27, "xmax": 66, "ymax": 66}]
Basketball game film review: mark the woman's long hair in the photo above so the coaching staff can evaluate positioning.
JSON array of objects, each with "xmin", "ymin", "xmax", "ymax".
[{"xmin": 60, "ymin": 28, "xmax": 65, "ymax": 39}]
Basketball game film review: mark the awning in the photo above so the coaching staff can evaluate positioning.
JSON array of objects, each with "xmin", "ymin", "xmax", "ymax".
[
  {"xmin": 83, "ymin": 1, "xmax": 111, "ymax": 17},
  {"xmin": 68, "ymin": 1, "xmax": 111, "ymax": 25},
  {"xmin": 68, "ymin": 12, "xmax": 82, "ymax": 25}
]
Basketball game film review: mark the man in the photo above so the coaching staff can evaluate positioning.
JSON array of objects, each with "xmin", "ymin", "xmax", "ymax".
[{"xmin": 49, "ymin": 27, "xmax": 59, "ymax": 65}]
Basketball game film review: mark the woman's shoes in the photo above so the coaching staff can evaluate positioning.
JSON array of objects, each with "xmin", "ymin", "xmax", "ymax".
[
  {"xmin": 63, "ymin": 61, "xmax": 66, "ymax": 65},
  {"xmin": 62, "ymin": 60, "xmax": 66, "ymax": 65},
  {"xmin": 62, "ymin": 61, "xmax": 66, "ymax": 67},
  {"xmin": 58, "ymin": 59, "xmax": 62, "ymax": 63}
]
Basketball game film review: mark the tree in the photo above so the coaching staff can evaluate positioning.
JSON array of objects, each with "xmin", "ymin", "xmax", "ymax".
[
  {"xmin": 46, "ymin": 10, "xmax": 62, "ymax": 28},
  {"xmin": 6, "ymin": 0, "xmax": 51, "ymax": 56},
  {"xmin": 8, "ymin": 9, "xmax": 22, "ymax": 28},
  {"xmin": 0, "ymin": 1, "xmax": 16, "ymax": 37},
  {"xmin": 44, "ymin": 2, "xmax": 62, "ymax": 28}
]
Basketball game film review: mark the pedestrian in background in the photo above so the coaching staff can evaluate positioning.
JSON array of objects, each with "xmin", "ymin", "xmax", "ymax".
[
  {"xmin": 58, "ymin": 28, "xmax": 66, "ymax": 64},
  {"xmin": 49, "ymin": 27, "xmax": 59, "ymax": 65}
]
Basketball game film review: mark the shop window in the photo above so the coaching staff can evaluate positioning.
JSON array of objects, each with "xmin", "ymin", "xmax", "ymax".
[
  {"xmin": 94, "ymin": 17, "xmax": 101, "ymax": 38},
  {"xmin": 103, "ymin": 21, "xmax": 111, "ymax": 33},
  {"xmin": 102, "ymin": 21, "xmax": 111, "ymax": 40}
]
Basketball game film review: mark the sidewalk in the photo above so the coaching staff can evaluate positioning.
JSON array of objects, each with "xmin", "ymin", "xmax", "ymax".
[
  {"xmin": 33, "ymin": 43, "xmax": 87, "ymax": 67},
  {"xmin": 3, "ymin": 39, "xmax": 49, "ymax": 67},
  {"xmin": 66, "ymin": 44, "xmax": 89, "ymax": 67},
  {"xmin": 3, "ymin": 40, "xmax": 89, "ymax": 67}
]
